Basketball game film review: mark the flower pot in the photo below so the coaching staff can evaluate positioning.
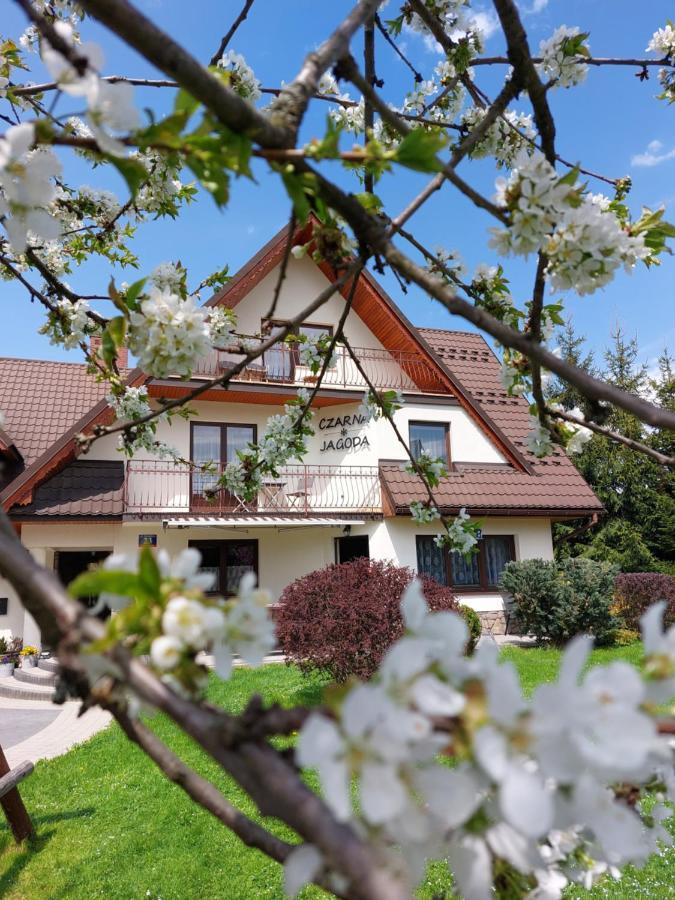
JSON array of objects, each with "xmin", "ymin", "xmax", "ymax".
[
  {"xmin": 22, "ymin": 655, "xmax": 37, "ymax": 668},
  {"xmin": 0, "ymin": 662, "xmax": 15, "ymax": 678}
]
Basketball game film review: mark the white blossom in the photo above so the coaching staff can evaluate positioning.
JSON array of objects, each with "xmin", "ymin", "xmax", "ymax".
[
  {"xmin": 150, "ymin": 262, "xmax": 186, "ymax": 295},
  {"xmin": 441, "ymin": 507, "xmax": 478, "ymax": 554},
  {"xmin": 108, "ymin": 385, "xmax": 152, "ymax": 421},
  {"xmin": 128, "ymin": 288, "xmax": 211, "ymax": 378},
  {"xmin": 158, "ymin": 547, "xmax": 217, "ymax": 592},
  {"xmin": 647, "ymin": 24, "xmax": 675, "ymax": 59},
  {"xmin": 525, "ymin": 416, "xmax": 554, "ymax": 457},
  {"xmin": 133, "ymin": 151, "xmax": 184, "ymax": 214},
  {"xmin": 217, "ymin": 50, "xmax": 261, "ymax": 102},
  {"xmin": 39, "ymin": 298, "xmax": 93, "ymax": 349},
  {"xmin": 208, "ymin": 306, "xmax": 237, "ymax": 349},
  {"xmin": 283, "ymin": 844, "xmax": 323, "ymax": 898},
  {"xmin": 491, "ymin": 150, "xmax": 648, "ymax": 296},
  {"xmin": 460, "ymin": 106, "xmax": 536, "ymax": 168},
  {"xmin": 538, "ymin": 26, "xmax": 589, "ymax": 88},
  {"xmin": 212, "ymin": 572, "xmax": 275, "ymax": 678},
  {"xmin": 565, "ymin": 408, "xmax": 592, "ymax": 454},
  {"xmin": 87, "ymin": 79, "xmax": 140, "ymax": 157},
  {"xmin": 0, "ymin": 123, "xmax": 62, "ymax": 252},
  {"xmin": 162, "ymin": 596, "xmax": 217, "ymax": 649},
  {"xmin": 500, "ymin": 359, "xmax": 527, "ymax": 395},
  {"xmin": 41, "ymin": 21, "xmax": 102, "ymax": 96},
  {"xmin": 40, "ymin": 22, "xmax": 140, "ymax": 158},
  {"xmin": 409, "ymin": 501, "xmax": 441, "ymax": 524},
  {"xmin": 150, "ymin": 635, "xmax": 183, "ymax": 670},
  {"xmin": 330, "ymin": 97, "xmax": 365, "ymax": 135}
]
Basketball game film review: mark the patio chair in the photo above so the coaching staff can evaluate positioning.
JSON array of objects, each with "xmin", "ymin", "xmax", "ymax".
[{"xmin": 285, "ymin": 472, "xmax": 315, "ymax": 512}]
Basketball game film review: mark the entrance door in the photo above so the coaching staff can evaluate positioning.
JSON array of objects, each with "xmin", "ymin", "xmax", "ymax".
[
  {"xmin": 55, "ymin": 550, "xmax": 110, "ymax": 618},
  {"xmin": 189, "ymin": 539, "xmax": 258, "ymax": 596},
  {"xmin": 335, "ymin": 535, "xmax": 370, "ymax": 564}
]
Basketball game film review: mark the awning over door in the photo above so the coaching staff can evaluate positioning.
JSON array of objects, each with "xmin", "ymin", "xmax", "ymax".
[{"xmin": 156, "ymin": 516, "xmax": 366, "ymax": 528}]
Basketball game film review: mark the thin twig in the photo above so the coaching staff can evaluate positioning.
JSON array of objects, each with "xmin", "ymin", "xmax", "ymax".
[
  {"xmin": 549, "ymin": 407, "xmax": 675, "ymax": 468},
  {"xmin": 263, "ymin": 211, "xmax": 297, "ymax": 323},
  {"xmin": 209, "ymin": 0, "xmax": 256, "ymax": 67},
  {"xmin": 374, "ymin": 13, "xmax": 422, "ymax": 83}
]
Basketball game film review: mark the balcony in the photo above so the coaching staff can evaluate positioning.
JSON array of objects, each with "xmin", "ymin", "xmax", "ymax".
[
  {"xmin": 124, "ymin": 461, "xmax": 382, "ymax": 517},
  {"xmin": 189, "ymin": 344, "xmax": 446, "ymax": 393}
]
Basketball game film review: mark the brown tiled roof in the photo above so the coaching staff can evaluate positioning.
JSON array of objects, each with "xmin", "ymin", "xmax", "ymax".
[
  {"xmin": 12, "ymin": 459, "xmax": 124, "ymax": 519},
  {"xmin": 0, "ymin": 320, "xmax": 599, "ymax": 518},
  {"xmin": 0, "ymin": 358, "xmax": 114, "ymax": 466},
  {"xmin": 386, "ymin": 328, "xmax": 603, "ymax": 516},
  {"xmin": 380, "ymin": 462, "xmax": 601, "ymax": 516}
]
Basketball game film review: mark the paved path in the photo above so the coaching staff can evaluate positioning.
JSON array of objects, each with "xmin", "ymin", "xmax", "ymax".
[
  {"xmin": 0, "ymin": 696, "xmax": 111, "ymax": 768},
  {"xmin": 0, "ymin": 707, "xmax": 61, "ymax": 748}
]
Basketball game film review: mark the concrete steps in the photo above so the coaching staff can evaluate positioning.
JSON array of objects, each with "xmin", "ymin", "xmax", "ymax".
[
  {"xmin": 0, "ymin": 656, "xmax": 59, "ymax": 701},
  {"xmin": 14, "ymin": 666, "xmax": 58, "ymax": 687},
  {"xmin": 38, "ymin": 657, "xmax": 59, "ymax": 674}
]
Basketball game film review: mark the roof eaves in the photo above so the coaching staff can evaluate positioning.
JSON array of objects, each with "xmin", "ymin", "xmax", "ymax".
[{"xmin": 1, "ymin": 366, "xmax": 147, "ymax": 510}]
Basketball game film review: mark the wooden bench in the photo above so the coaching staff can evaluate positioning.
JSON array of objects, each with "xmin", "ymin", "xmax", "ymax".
[{"xmin": 0, "ymin": 744, "xmax": 34, "ymax": 843}]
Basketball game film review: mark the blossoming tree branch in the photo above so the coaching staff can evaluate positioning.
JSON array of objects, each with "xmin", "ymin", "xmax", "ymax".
[{"xmin": 0, "ymin": 0, "xmax": 674, "ymax": 897}]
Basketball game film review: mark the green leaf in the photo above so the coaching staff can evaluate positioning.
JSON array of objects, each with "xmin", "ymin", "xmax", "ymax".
[
  {"xmin": 384, "ymin": 15, "xmax": 404, "ymax": 36},
  {"xmin": 106, "ymin": 316, "xmax": 128, "ymax": 355},
  {"xmin": 138, "ymin": 546, "xmax": 161, "ymax": 597},
  {"xmin": 125, "ymin": 277, "xmax": 147, "ymax": 310},
  {"xmin": 309, "ymin": 117, "xmax": 342, "ymax": 160},
  {"xmin": 109, "ymin": 156, "xmax": 149, "ymax": 198},
  {"xmin": 68, "ymin": 569, "xmax": 139, "ymax": 599},
  {"xmin": 280, "ymin": 170, "xmax": 312, "ymax": 223},
  {"xmin": 174, "ymin": 87, "xmax": 200, "ymax": 118},
  {"xmin": 394, "ymin": 128, "xmax": 446, "ymax": 173},
  {"xmin": 186, "ymin": 153, "xmax": 231, "ymax": 206},
  {"xmin": 354, "ymin": 191, "xmax": 384, "ymax": 213}
]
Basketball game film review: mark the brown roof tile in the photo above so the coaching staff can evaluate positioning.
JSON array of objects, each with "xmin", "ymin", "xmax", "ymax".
[
  {"xmin": 380, "ymin": 462, "xmax": 601, "ymax": 515},
  {"xmin": 0, "ymin": 357, "xmax": 114, "ymax": 466},
  {"xmin": 13, "ymin": 459, "xmax": 124, "ymax": 518},
  {"xmin": 409, "ymin": 329, "xmax": 602, "ymax": 515}
]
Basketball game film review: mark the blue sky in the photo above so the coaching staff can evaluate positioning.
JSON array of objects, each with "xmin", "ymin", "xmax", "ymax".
[{"xmin": 2, "ymin": 0, "xmax": 674, "ymax": 373}]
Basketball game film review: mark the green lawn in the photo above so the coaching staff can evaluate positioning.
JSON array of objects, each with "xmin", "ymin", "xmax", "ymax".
[{"xmin": 1, "ymin": 645, "xmax": 673, "ymax": 899}]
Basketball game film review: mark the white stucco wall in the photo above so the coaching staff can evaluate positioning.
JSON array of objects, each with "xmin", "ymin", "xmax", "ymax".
[
  {"xmin": 5, "ymin": 514, "xmax": 555, "ymax": 642},
  {"xmin": 87, "ymin": 398, "xmax": 504, "ymax": 473}
]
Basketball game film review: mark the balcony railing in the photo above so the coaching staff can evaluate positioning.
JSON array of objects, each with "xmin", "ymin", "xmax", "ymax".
[
  {"xmin": 188, "ymin": 344, "xmax": 446, "ymax": 393},
  {"xmin": 124, "ymin": 461, "xmax": 382, "ymax": 516}
]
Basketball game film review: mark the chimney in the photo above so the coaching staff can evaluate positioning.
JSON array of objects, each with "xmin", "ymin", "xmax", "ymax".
[{"xmin": 90, "ymin": 335, "xmax": 129, "ymax": 370}]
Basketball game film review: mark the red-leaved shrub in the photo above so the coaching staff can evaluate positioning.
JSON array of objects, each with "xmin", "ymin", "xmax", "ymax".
[
  {"xmin": 613, "ymin": 572, "xmax": 675, "ymax": 631},
  {"xmin": 275, "ymin": 558, "xmax": 458, "ymax": 681}
]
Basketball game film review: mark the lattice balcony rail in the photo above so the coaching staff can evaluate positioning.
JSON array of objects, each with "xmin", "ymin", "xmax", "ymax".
[
  {"xmin": 124, "ymin": 461, "xmax": 382, "ymax": 516},
  {"xmin": 188, "ymin": 343, "xmax": 446, "ymax": 393}
]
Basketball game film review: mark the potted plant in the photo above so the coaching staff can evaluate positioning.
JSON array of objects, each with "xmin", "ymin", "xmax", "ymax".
[
  {"xmin": 20, "ymin": 645, "xmax": 40, "ymax": 668},
  {"xmin": 0, "ymin": 640, "xmax": 14, "ymax": 677}
]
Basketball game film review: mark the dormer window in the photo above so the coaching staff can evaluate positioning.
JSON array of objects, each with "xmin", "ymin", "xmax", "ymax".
[{"xmin": 409, "ymin": 421, "xmax": 450, "ymax": 466}]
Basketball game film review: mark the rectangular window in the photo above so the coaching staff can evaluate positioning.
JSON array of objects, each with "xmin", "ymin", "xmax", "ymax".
[
  {"xmin": 262, "ymin": 320, "xmax": 334, "ymax": 382},
  {"xmin": 449, "ymin": 549, "xmax": 481, "ymax": 587},
  {"xmin": 190, "ymin": 422, "xmax": 256, "ymax": 507},
  {"xmin": 416, "ymin": 534, "xmax": 515, "ymax": 591},
  {"xmin": 189, "ymin": 539, "xmax": 258, "ymax": 596},
  {"xmin": 409, "ymin": 421, "xmax": 450, "ymax": 465},
  {"xmin": 484, "ymin": 535, "xmax": 515, "ymax": 587},
  {"xmin": 416, "ymin": 535, "xmax": 447, "ymax": 586},
  {"xmin": 335, "ymin": 535, "xmax": 370, "ymax": 564}
]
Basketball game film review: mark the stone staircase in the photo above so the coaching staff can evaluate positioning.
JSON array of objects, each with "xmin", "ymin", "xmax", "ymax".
[{"xmin": 0, "ymin": 657, "xmax": 58, "ymax": 701}]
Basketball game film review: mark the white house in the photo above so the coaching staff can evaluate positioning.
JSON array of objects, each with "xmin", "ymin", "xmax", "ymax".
[{"xmin": 0, "ymin": 222, "xmax": 602, "ymax": 649}]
